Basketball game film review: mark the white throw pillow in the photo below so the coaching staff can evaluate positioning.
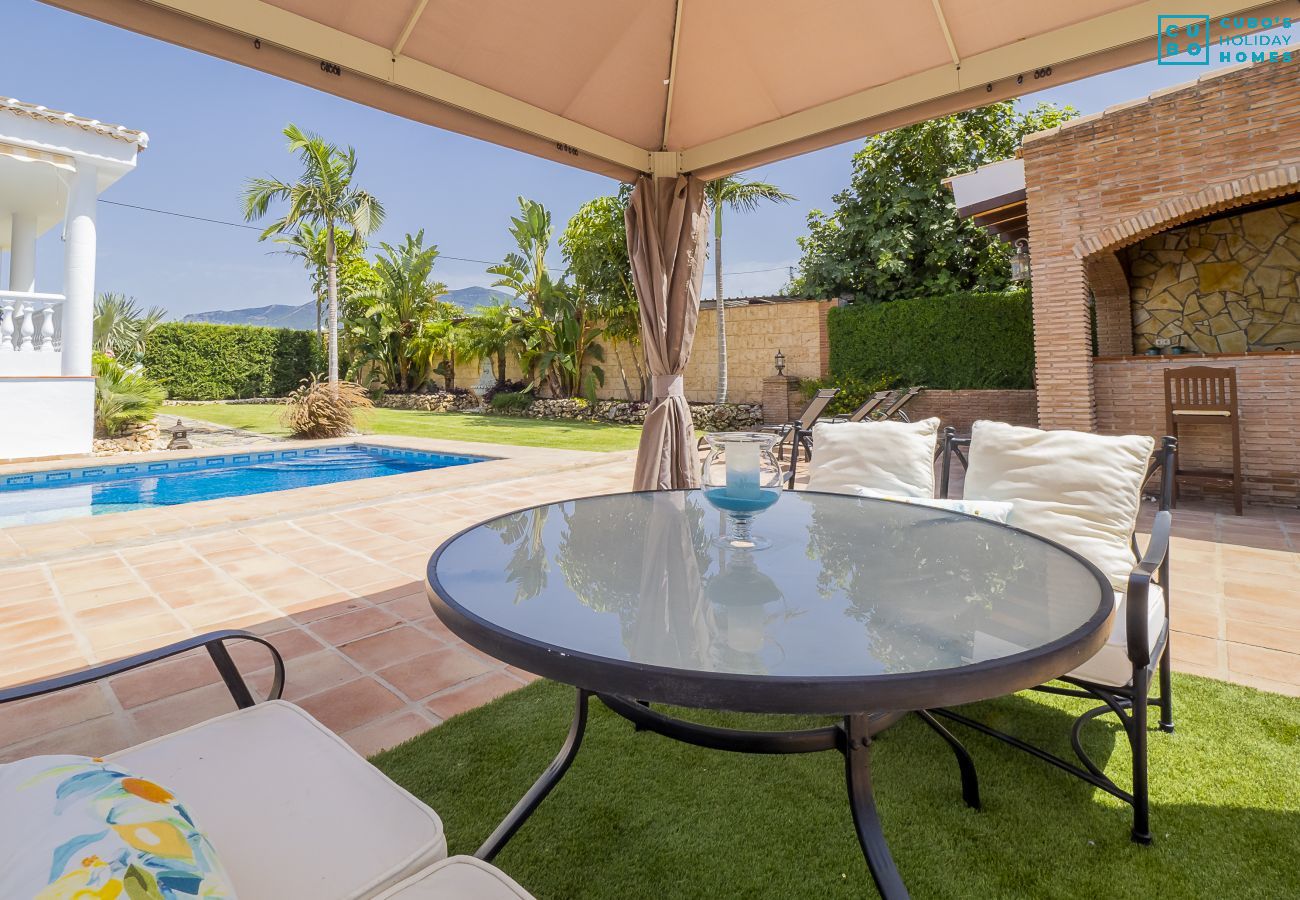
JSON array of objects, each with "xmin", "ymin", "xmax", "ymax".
[
  {"xmin": 806, "ymin": 418, "xmax": 941, "ymax": 499},
  {"xmin": 852, "ymin": 488, "xmax": 1014, "ymax": 523},
  {"xmin": 962, "ymin": 420, "xmax": 1154, "ymax": 591}
]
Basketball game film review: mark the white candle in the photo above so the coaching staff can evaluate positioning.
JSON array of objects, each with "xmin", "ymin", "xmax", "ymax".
[{"xmin": 725, "ymin": 438, "xmax": 761, "ymax": 499}]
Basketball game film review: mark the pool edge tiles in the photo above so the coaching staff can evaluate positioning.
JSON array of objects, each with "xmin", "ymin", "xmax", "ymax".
[
  {"xmin": 0, "ymin": 443, "xmax": 491, "ymax": 529},
  {"xmin": 0, "ymin": 443, "xmax": 489, "ymax": 492}
]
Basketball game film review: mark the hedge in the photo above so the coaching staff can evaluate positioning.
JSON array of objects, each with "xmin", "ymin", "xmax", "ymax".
[
  {"xmin": 827, "ymin": 290, "xmax": 1034, "ymax": 390},
  {"xmin": 143, "ymin": 322, "xmax": 325, "ymax": 400}
]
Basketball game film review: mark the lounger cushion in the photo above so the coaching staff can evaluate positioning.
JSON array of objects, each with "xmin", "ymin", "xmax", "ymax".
[
  {"xmin": 963, "ymin": 421, "xmax": 1154, "ymax": 591},
  {"xmin": 374, "ymin": 856, "xmax": 536, "ymax": 899},
  {"xmin": 0, "ymin": 754, "xmax": 237, "ymax": 899},
  {"xmin": 107, "ymin": 700, "xmax": 445, "ymax": 899},
  {"xmin": 807, "ymin": 418, "xmax": 941, "ymax": 498},
  {"xmin": 1070, "ymin": 585, "xmax": 1166, "ymax": 687}
]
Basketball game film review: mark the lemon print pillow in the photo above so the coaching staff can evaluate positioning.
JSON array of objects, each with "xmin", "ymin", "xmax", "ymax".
[{"xmin": 0, "ymin": 754, "xmax": 235, "ymax": 899}]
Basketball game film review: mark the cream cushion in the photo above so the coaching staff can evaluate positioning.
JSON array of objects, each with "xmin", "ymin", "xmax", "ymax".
[
  {"xmin": 1070, "ymin": 585, "xmax": 1166, "ymax": 687},
  {"xmin": 807, "ymin": 418, "xmax": 941, "ymax": 498},
  {"xmin": 963, "ymin": 421, "xmax": 1154, "ymax": 591},
  {"xmin": 375, "ymin": 856, "xmax": 536, "ymax": 899},
  {"xmin": 107, "ymin": 700, "xmax": 446, "ymax": 900}
]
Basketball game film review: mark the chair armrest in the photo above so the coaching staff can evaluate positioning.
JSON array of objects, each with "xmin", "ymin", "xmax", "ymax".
[
  {"xmin": 1125, "ymin": 510, "xmax": 1172, "ymax": 669},
  {"xmin": 0, "ymin": 629, "xmax": 285, "ymax": 709}
]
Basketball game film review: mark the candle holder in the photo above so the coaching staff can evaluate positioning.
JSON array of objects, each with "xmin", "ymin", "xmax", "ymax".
[{"xmin": 700, "ymin": 432, "xmax": 783, "ymax": 549}]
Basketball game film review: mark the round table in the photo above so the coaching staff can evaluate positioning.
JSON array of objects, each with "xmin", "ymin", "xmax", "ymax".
[{"xmin": 426, "ymin": 489, "xmax": 1113, "ymax": 899}]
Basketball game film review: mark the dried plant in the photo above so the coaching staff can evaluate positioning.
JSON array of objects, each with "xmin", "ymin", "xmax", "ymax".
[{"xmin": 282, "ymin": 375, "xmax": 372, "ymax": 438}]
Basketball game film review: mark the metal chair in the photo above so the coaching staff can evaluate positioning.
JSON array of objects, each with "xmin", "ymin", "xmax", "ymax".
[
  {"xmin": 1164, "ymin": 366, "xmax": 1242, "ymax": 515},
  {"xmin": 935, "ymin": 426, "xmax": 1177, "ymax": 845},
  {"xmin": 877, "ymin": 386, "xmax": 923, "ymax": 422},
  {"xmin": 759, "ymin": 387, "xmax": 838, "ymax": 464},
  {"xmin": 826, "ymin": 390, "xmax": 893, "ymax": 424}
]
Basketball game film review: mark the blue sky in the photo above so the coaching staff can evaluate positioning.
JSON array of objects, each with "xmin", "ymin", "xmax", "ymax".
[{"xmin": 1, "ymin": 2, "xmax": 1279, "ymax": 317}]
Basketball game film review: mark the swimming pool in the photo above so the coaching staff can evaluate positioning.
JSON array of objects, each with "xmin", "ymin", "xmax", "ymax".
[{"xmin": 0, "ymin": 444, "xmax": 488, "ymax": 528}]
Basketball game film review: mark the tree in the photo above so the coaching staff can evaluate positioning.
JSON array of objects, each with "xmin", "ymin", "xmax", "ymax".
[
  {"xmin": 347, "ymin": 230, "xmax": 449, "ymax": 392},
  {"xmin": 792, "ymin": 102, "xmax": 1076, "ymax": 305},
  {"xmin": 412, "ymin": 312, "xmax": 473, "ymax": 391},
  {"xmin": 243, "ymin": 123, "xmax": 385, "ymax": 385},
  {"xmin": 559, "ymin": 189, "xmax": 645, "ymax": 400},
  {"xmin": 705, "ymin": 176, "xmax": 795, "ymax": 403},
  {"xmin": 93, "ymin": 292, "xmax": 165, "ymax": 363},
  {"xmin": 488, "ymin": 196, "xmax": 602, "ymax": 398},
  {"xmin": 463, "ymin": 302, "xmax": 530, "ymax": 386},
  {"xmin": 274, "ymin": 223, "xmax": 377, "ymax": 338}
]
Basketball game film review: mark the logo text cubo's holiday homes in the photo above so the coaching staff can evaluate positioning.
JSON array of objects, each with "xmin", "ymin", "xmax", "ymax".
[{"xmin": 1157, "ymin": 14, "xmax": 1293, "ymax": 66}]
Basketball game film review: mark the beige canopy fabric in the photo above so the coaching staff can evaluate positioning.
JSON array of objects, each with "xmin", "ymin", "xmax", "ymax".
[
  {"xmin": 43, "ymin": 1, "xmax": 1292, "ymax": 181},
  {"xmin": 627, "ymin": 174, "xmax": 708, "ymax": 491}
]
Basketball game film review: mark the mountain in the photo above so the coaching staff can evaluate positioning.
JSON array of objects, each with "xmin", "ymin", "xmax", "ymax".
[
  {"xmin": 182, "ymin": 303, "xmax": 317, "ymax": 330},
  {"xmin": 182, "ymin": 286, "xmax": 516, "ymax": 329}
]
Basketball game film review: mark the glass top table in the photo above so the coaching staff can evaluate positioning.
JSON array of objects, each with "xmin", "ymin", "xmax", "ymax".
[{"xmin": 425, "ymin": 489, "xmax": 1114, "ymax": 899}]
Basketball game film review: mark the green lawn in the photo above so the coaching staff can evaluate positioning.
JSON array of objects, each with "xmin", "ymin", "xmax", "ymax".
[
  {"xmin": 374, "ymin": 677, "xmax": 1300, "ymax": 899},
  {"xmin": 165, "ymin": 403, "xmax": 643, "ymax": 452}
]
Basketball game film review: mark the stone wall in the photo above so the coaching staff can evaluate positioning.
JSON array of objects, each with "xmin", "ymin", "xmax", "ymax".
[
  {"xmin": 1094, "ymin": 353, "xmax": 1300, "ymax": 505},
  {"xmin": 1020, "ymin": 57, "xmax": 1300, "ymax": 430},
  {"xmin": 907, "ymin": 390, "xmax": 1038, "ymax": 436},
  {"xmin": 1126, "ymin": 199, "xmax": 1300, "ymax": 354},
  {"xmin": 375, "ymin": 392, "xmax": 479, "ymax": 413}
]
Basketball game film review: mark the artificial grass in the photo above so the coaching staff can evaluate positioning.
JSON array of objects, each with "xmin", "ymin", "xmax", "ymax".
[
  {"xmin": 373, "ymin": 676, "xmax": 1300, "ymax": 899},
  {"xmin": 165, "ymin": 403, "xmax": 644, "ymax": 452}
]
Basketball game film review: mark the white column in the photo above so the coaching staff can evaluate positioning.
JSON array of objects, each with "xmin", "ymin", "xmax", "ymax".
[
  {"xmin": 9, "ymin": 211, "xmax": 37, "ymax": 294},
  {"xmin": 62, "ymin": 163, "xmax": 97, "ymax": 377}
]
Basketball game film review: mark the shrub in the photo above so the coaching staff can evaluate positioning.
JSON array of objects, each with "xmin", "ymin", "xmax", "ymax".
[
  {"xmin": 143, "ymin": 323, "xmax": 325, "ymax": 400},
  {"xmin": 282, "ymin": 376, "xmax": 372, "ymax": 438},
  {"xmin": 827, "ymin": 290, "xmax": 1034, "ymax": 390},
  {"xmin": 490, "ymin": 390, "xmax": 535, "ymax": 413},
  {"xmin": 798, "ymin": 373, "xmax": 897, "ymax": 416},
  {"xmin": 482, "ymin": 380, "xmax": 528, "ymax": 404},
  {"xmin": 93, "ymin": 353, "xmax": 167, "ymax": 436}
]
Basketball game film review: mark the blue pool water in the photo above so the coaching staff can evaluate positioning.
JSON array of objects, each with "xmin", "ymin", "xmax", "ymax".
[{"xmin": 0, "ymin": 444, "xmax": 487, "ymax": 528}]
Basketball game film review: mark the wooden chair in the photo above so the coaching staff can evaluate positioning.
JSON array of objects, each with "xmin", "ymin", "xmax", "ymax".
[{"xmin": 1164, "ymin": 366, "xmax": 1242, "ymax": 515}]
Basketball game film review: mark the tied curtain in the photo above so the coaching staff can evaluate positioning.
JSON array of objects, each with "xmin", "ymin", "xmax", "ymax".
[{"xmin": 625, "ymin": 174, "xmax": 710, "ymax": 491}]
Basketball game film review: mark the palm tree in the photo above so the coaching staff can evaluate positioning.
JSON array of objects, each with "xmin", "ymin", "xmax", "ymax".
[
  {"xmin": 704, "ymin": 176, "xmax": 795, "ymax": 403},
  {"xmin": 92, "ymin": 292, "xmax": 165, "ymax": 363},
  {"xmin": 464, "ymin": 302, "xmax": 529, "ymax": 386},
  {"xmin": 348, "ymin": 230, "xmax": 449, "ymax": 391},
  {"xmin": 273, "ymin": 223, "xmax": 370, "ymax": 339},
  {"xmin": 243, "ymin": 123, "xmax": 385, "ymax": 385}
]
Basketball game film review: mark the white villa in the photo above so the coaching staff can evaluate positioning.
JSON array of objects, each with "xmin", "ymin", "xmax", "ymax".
[{"xmin": 0, "ymin": 98, "xmax": 146, "ymax": 460}]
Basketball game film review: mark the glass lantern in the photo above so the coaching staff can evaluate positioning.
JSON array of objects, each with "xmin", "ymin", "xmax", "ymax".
[{"xmin": 700, "ymin": 432, "xmax": 784, "ymax": 549}]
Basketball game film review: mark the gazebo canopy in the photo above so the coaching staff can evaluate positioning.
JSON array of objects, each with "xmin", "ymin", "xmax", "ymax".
[{"xmin": 42, "ymin": 1, "xmax": 1290, "ymax": 182}]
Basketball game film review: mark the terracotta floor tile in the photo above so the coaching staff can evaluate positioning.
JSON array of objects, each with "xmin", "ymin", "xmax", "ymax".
[
  {"xmin": 1170, "ymin": 631, "xmax": 1221, "ymax": 669},
  {"xmin": 379, "ymin": 592, "xmax": 435, "ymax": 622},
  {"xmin": 0, "ymin": 615, "xmax": 70, "ymax": 650},
  {"xmin": 110, "ymin": 649, "xmax": 221, "ymax": 709},
  {"xmin": 342, "ymin": 710, "xmax": 437, "ymax": 757},
  {"xmin": 228, "ymin": 627, "xmax": 323, "ymax": 669},
  {"xmin": 377, "ymin": 646, "xmax": 492, "ymax": 701},
  {"xmin": 425, "ymin": 672, "xmax": 526, "ymax": 721},
  {"xmin": 297, "ymin": 677, "xmax": 404, "ymax": 733},
  {"xmin": 250, "ymin": 649, "xmax": 361, "ymax": 702},
  {"xmin": 1225, "ymin": 619, "xmax": 1300, "ymax": 655},
  {"xmin": 84, "ymin": 612, "xmax": 188, "ymax": 657},
  {"xmin": 0, "ymin": 578, "xmax": 55, "ymax": 606},
  {"xmin": 308, "ymin": 606, "xmax": 400, "ymax": 644},
  {"xmin": 1, "ymin": 713, "xmax": 138, "ymax": 764},
  {"xmin": 129, "ymin": 681, "xmax": 243, "ymax": 737},
  {"xmin": 339, "ymin": 625, "xmax": 442, "ymax": 671},
  {"xmin": 61, "ymin": 581, "xmax": 151, "ymax": 612},
  {"xmin": 1224, "ymin": 597, "xmax": 1300, "ymax": 631},
  {"xmin": 285, "ymin": 596, "xmax": 369, "ymax": 623},
  {"xmin": 72, "ymin": 596, "xmax": 169, "ymax": 628},
  {"xmin": 0, "ymin": 683, "xmax": 115, "ymax": 747},
  {"xmin": 1170, "ymin": 604, "xmax": 1220, "ymax": 638},
  {"xmin": 174, "ymin": 595, "xmax": 272, "ymax": 631}
]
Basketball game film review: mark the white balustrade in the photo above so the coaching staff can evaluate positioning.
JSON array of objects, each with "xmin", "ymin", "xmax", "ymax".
[{"xmin": 0, "ymin": 291, "xmax": 68, "ymax": 375}]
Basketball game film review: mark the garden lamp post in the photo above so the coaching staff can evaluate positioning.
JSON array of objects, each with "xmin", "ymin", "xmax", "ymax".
[{"xmin": 774, "ymin": 349, "xmax": 785, "ymax": 376}]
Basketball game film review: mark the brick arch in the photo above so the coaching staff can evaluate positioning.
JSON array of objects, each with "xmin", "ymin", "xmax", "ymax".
[{"xmin": 1072, "ymin": 165, "xmax": 1300, "ymax": 260}]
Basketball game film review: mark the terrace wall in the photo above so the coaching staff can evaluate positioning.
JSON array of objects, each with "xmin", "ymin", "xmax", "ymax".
[{"xmin": 1094, "ymin": 352, "xmax": 1300, "ymax": 504}]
